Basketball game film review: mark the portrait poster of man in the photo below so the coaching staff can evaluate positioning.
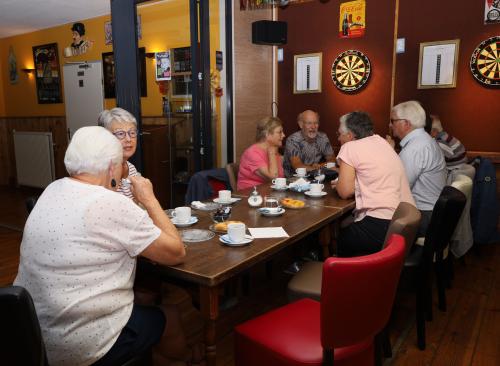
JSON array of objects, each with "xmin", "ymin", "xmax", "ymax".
[
  {"xmin": 484, "ymin": 0, "xmax": 500, "ymax": 24},
  {"xmin": 155, "ymin": 51, "xmax": 172, "ymax": 81},
  {"xmin": 32, "ymin": 43, "xmax": 62, "ymax": 103},
  {"xmin": 339, "ymin": 0, "xmax": 366, "ymax": 39}
]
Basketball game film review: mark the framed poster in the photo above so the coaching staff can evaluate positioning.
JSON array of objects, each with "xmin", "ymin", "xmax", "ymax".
[
  {"xmin": 484, "ymin": 0, "xmax": 500, "ymax": 24},
  {"xmin": 339, "ymin": 0, "xmax": 366, "ymax": 39},
  {"xmin": 32, "ymin": 43, "xmax": 62, "ymax": 103},
  {"xmin": 155, "ymin": 51, "xmax": 171, "ymax": 81},
  {"xmin": 102, "ymin": 47, "xmax": 147, "ymax": 98},
  {"xmin": 418, "ymin": 40, "xmax": 460, "ymax": 89},
  {"xmin": 293, "ymin": 53, "xmax": 322, "ymax": 94}
]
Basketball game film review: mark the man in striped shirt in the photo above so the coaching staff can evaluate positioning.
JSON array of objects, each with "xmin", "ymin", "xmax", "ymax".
[{"xmin": 430, "ymin": 115, "xmax": 467, "ymax": 168}]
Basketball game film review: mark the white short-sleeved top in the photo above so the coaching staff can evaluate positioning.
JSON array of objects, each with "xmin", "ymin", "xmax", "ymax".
[{"xmin": 14, "ymin": 178, "xmax": 161, "ymax": 366}]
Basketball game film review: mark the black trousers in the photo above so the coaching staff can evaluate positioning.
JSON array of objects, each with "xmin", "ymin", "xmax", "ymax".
[{"xmin": 337, "ymin": 215, "xmax": 391, "ymax": 257}]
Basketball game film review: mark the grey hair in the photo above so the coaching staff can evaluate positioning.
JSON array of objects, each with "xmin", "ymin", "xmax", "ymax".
[
  {"xmin": 64, "ymin": 126, "xmax": 123, "ymax": 176},
  {"xmin": 431, "ymin": 115, "xmax": 443, "ymax": 132},
  {"xmin": 297, "ymin": 110, "xmax": 320, "ymax": 124},
  {"xmin": 339, "ymin": 111, "xmax": 374, "ymax": 139},
  {"xmin": 392, "ymin": 101, "xmax": 426, "ymax": 129},
  {"xmin": 98, "ymin": 107, "xmax": 137, "ymax": 130}
]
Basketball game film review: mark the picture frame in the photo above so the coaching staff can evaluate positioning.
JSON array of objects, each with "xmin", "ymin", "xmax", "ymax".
[
  {"xmin": 32, "ymin": 43, "xmax": 62, "ymax": 103},
  {"xmin": 418, "ymin": 39, "xmax": 460, "ymax": 89},
  {"xmin": 293, "ymin": 52, "xmax": 322, "ymax": 94},
  {"xmin": 102, "ymin": 47, "xmax": 147, "ymax": 99}
]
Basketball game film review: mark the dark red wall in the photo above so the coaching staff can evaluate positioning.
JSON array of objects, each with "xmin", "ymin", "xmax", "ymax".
[
  {"xmin": 278, "ymin": 0, "xmax": 397, "ymax": 148},
  {"xmin": 395, "ymin": 1, "xmax": 500, "ymax": 152},
  {"xmin": 279, "ymin": 0, "xmax": 500, "ymax": 152}
]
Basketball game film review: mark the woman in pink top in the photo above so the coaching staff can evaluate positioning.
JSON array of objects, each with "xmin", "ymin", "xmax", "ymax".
[
  {"xmin": 237, "ymin": 117, "xmax": 285, "ymax": 190},
  {"xmin": 333, "ymin": 111, "xmax": 415, "ymax": 257}
]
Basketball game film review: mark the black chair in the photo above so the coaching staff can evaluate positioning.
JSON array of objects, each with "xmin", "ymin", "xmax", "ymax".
[
  {"xmin": 25, "ymin": 196, "xmax": 39, "ymax": 214},
  {"xmin": 0, "ymin": 286, "xmax": 152, "ymax": 366},
  {"xmin": 0, "ymin": 286, "xmax": 49, "ymax": 366},
  {"xmin": 402, "ymin": 186, "xmax": 466, "ymax": 350}
]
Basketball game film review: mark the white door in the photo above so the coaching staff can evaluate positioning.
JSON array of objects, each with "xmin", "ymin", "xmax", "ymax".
[{"xmin": 63, "ymin": 61, "xmax": 104, "ymax": 139}]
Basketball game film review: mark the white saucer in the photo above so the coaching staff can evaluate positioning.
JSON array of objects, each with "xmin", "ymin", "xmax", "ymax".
[
  {"xmin": 258, "ymin": 207, "xmax": 286, "ymax": 217},
  {"xmin": 213, "ymin": 197, "xmax": 240, "ymax": 205},
  {"xmin": 171, "ymin": 216, "xmax": 198, "ymax": 227},
  {"xmin": 219, "ymin": 234, "xmax": 253, "ymax": 246},
  {"xmin": 305, "ymin": 191, "xmax": 327, "ymax": 197},
  {"xmin": 293, "ymin": 174, "xmax": 307, "ymax": 178},
  {"xmin": 271, "ymin": 185, "xmax": 288, "ymax": 191}
]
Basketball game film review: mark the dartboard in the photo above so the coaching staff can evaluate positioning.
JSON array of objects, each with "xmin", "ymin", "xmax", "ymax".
[
  {"xmin": 331, "ymin": 50, "xmax": 371, "ymax": 92},
  {"xmin": 470, "ymin": 36, "xmax": 500, "ymax": 87}
]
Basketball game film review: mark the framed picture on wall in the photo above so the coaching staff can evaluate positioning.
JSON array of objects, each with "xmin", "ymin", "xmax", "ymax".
[
  {"xmin": 32, "ymin": 43, "xmax": 62, "ymax": 103},
  {"xmin": 418, "ymin": 39, "xmax": 460, "ymax": 89},
  {"xmin": 293, "ymin": 53, "xmax": 322, "ymax": 94},
  {"xmin": 102, "ymin": 47, "xmax": 147, "ymax": 99}
]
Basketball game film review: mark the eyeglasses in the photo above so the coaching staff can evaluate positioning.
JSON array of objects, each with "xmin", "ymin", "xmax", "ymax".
[
  {"xmin": 113, "ymin": 129, "xmax": 138, "ymax": 140},
  {"xmin": 390, "ymin": 118, "xmax": 406, "ymax": 124}
]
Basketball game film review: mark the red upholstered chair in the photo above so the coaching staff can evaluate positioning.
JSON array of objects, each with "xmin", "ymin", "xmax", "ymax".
[{"xmin": 235, "ymin": 234, "xmax": 406, "ymax": 366}]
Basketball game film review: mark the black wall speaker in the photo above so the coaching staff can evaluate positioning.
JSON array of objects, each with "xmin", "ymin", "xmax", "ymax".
[{"xmin": 252, "ymin": 20, "xmax": 287, "ymax": 45}]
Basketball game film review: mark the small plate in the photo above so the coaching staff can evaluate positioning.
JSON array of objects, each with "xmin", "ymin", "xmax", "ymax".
[
  {"xmin": 171, "ymin": 216, "xmax": 198, "ymax": 227},
  {"xmin": 305, "ymin": 191, "xmax": 327, "ymax": 197},
  {"xmin": 219, "ymin": 234, "xmax": 253, "ymax": 246},
  {"xmin": 258, "ymin": 207, "xmax": 286, "ymax": 217},
  {"xmin": 209, "ymin": 223, "xmax": 226, "ymax": 234},
  {"xmin": 213, "ymin": 197, "xmax": 240, "ymax": 205},
  {"xmin": 180, "ymin": 229, "xmax": 215, "ymax": 243},
  {"xmin": 271, "ymin": 185, "xmax": 288, "ymax": 191}
]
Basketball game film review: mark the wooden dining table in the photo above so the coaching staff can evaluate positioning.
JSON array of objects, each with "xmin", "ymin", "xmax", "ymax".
[{"xmin": 148, "ymin": 182, "xmax": 355, "ymax": 366}]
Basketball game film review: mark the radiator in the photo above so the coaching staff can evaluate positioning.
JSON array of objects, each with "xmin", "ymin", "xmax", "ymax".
[{"xmin": 13, "ymin": 131, "xmax": 55, "ymax": 188}]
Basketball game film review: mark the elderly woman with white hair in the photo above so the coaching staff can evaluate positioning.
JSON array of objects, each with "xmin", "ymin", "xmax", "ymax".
[
  {"xmin": 332, "ymin": 111, "xmax": 415, "ymax": 257},
  {"xmin": 98, "ymin": 107, "xmax": 140, "ymax": 199},
  {"xmin": 14, "ymin": 126, "xmax": 187, "ymax": 366}
]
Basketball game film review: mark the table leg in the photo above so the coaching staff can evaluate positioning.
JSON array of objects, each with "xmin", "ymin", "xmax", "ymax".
[
  {"xmin": 319, "ymin": 225, "xmax": 332, "ymax": 258},
  {"xmin": 200, "ymin": 286, "xmax": 219, "ymax": 366}
]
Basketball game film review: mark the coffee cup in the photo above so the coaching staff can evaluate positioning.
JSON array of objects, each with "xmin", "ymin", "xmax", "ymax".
[
  {"xmin": 295, "ymin": 167, "xmax": 307, "ymax": 177},
  {"xmin": 272, "ymin": 177, "xmax": 287, "ymax": 188},
  {"xmin": 227, "ymin": 222, "xmax": 246, "ymax": 243},
  {"xmin": 325, "ymin": 162, "xmax": 336, "ymax": 169},
  {"xmin": 218, "ymin": 190, "xmax": 232, "ymax": 202},
  {"xmin": 172, "ymin": 206, "xmax": 191, "ymax": 223},
  {"xmin": 310, "ymin": 183, "xmax": 324, "ymax": 194}
]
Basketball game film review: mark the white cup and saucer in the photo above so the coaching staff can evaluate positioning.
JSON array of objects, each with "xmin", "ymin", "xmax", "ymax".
[
  {"xmin": 258, "ymin": 195, "xmax": 285, "ymax": 216},
  {"xmin": 305, "ymin": 183, "xmax": 327, "ymax": 197},
  {"xmin": 220, "ymin": 223, "xmax": 253, "ymax": 246},
  {"xmin": 213, "ymin": 190, "xmax": 237, "ymax": 204},
  {"xmin": 271, "ymin": 177, "xmax": 288, "ymax": 191},
  {"xmin": 171, "ymin": 206, "xmax": 198, "ymax": 227},
  {"xmin": 293, "ymin": 167, "xmax": 307, "ymax": 178}
]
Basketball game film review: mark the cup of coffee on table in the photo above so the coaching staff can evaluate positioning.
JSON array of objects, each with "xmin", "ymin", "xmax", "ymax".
[
  {"xmin": 227, "ymin": 222, "xmax": 246, "ymax": 243},
  {"xmin": 218, "ymin": 190, "xmax": 232, "ymax": 202},
  {"xmin": 310, "ymin": 183, "xmax": 324, "ymax": 194},
  {"xmin": 295, "ymin": 167, "xmax": 307, "ymax": 177},
  {"xmin": 172, "ymin": 206, "xmax": 191, "ymax": 223},
  {"xmin": 272, "ymin": 177, "xmax": 287, "ymax": 188}
]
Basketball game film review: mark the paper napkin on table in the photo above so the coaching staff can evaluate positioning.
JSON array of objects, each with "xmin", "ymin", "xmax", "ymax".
[
  {"xmin": 248, "ymin": 227, "xmax": 290, "ymax": 238},
  {"xmin": 288, "ymin": 178, "xmax": 311, "ymax": 192},
  {"xmin": 191, "ymin": 201, "xmax": 207, "ymax": 209}
]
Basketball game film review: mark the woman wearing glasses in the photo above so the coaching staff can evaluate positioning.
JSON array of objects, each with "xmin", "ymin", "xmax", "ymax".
[{"xmin": 98, "ymin": 108, "xmax": 140, "ymax": 199}]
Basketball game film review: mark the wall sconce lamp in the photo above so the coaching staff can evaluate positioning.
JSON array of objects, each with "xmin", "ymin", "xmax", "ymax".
[
  {"xmin": 145, "ymin": 52, "xmax": 155, "ymax": 59},
  {"xmin": 21, "ymin": 68, "xmax": 35, "ymax": 74}
]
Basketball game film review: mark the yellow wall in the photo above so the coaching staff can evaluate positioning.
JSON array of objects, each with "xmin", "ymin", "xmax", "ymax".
[{"xmin": 0, "ymin": 0, "xmax": 220, "ymax": 117}]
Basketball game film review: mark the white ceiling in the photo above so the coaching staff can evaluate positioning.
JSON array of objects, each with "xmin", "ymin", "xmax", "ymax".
[{"xmin": 0, "ymin": 0, "xmax": 111, "ymax": 39}]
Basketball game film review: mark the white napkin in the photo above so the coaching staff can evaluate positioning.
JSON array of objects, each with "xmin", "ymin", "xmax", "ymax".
[
  {"xmin": 248, "ymin": 227, "xmax": 290, "ymax": 238},
  {"xmin": 288, "ymin": 178, "xmax": 311, "ymax": 192},
  {"xmin": 191, "ymin": 201, "xmax": 207, "ymax": 209}
]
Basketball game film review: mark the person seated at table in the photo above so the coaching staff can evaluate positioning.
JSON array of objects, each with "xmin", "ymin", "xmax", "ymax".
[
  {"xmin": 283, "ymin": 110, "xmax": 336, "ymax": 177},
  {"xmin": 14, "ymin": 126, "xmax": 188, "ymax": 366},
  {"xmin": 98, "ymin": 107, "xmax": 140, "ymax": 200},
  {"xmin": 332, "ymin": 111, "xmax": 415, "ymax": 257},
  {"xmin": 430, "ymin": 114, "xmax": 467, "ymax": 169},
  {"xmin": 237, "ymin": 116, "xmax": 285, "ymax": 190}
]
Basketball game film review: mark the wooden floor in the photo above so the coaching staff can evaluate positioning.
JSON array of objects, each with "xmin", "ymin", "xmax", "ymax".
[{"xmin": 1, "ymin": 186, "xmax": 499, "ymax": 365}]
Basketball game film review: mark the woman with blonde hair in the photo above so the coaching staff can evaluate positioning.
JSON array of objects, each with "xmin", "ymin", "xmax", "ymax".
[{"xmin": 237, "ymin": 116, "xmax": 285, "ymax": 190}]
